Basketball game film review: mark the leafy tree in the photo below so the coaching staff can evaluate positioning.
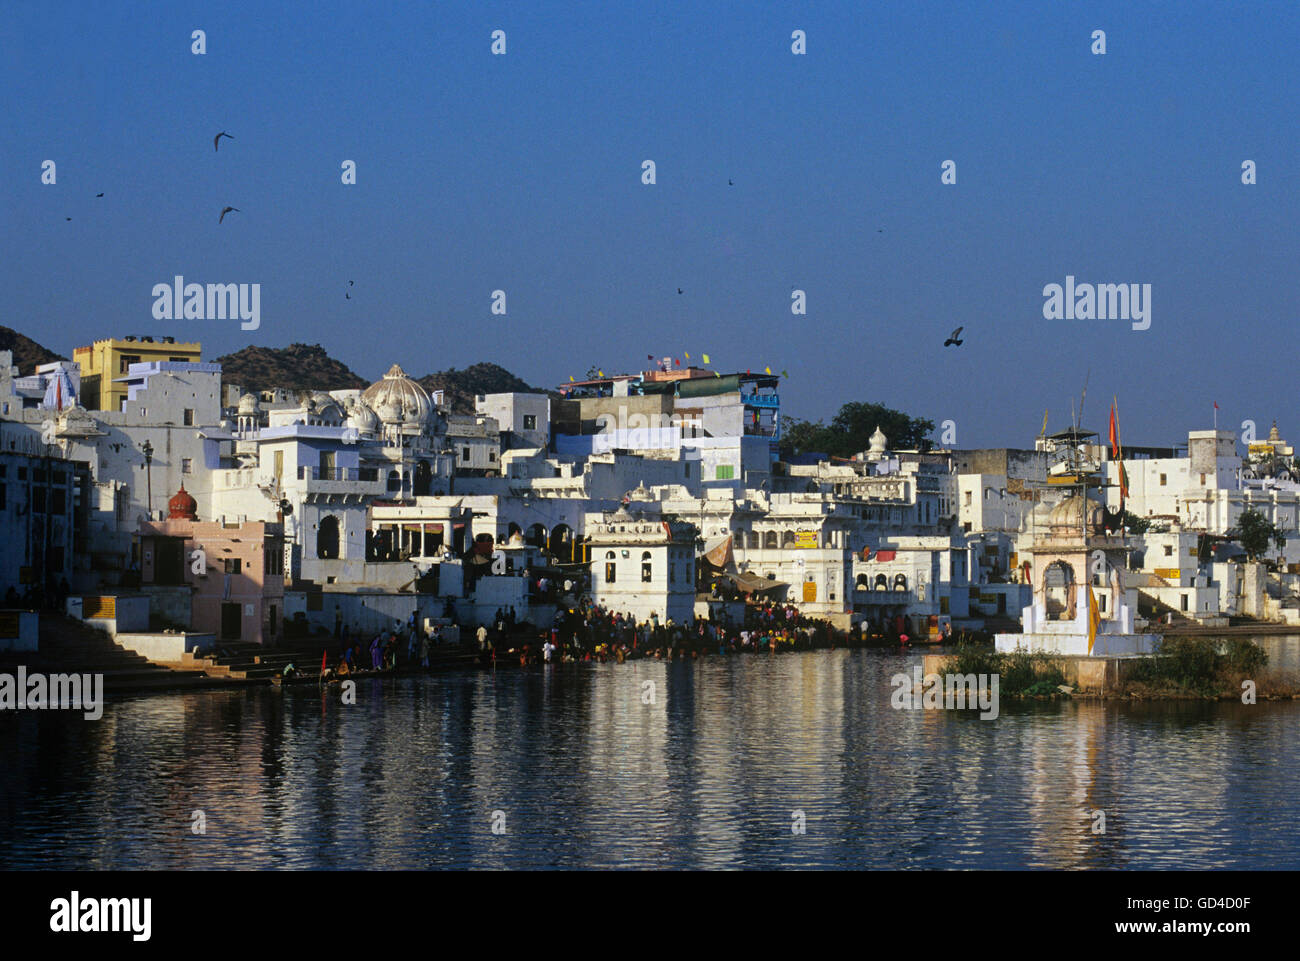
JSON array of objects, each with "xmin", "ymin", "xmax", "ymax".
[
  {"xmin": 779, "ymin": 402, "xmax": 935, "ymax": 459},
  {"xmin": 1233, "ymin": 509, "xmax": 1280, "ymax": 561},
  {"xmin": 1120, "ymin": 510, "xmax": 1150, "ymax": 535}
]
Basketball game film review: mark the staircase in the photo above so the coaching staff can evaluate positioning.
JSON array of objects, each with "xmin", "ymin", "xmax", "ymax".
[
  {"xmin": 179, "ymin": 640, "xmax": 327, "ymax": 681},
  {"xmin": 8, "ymin": 613, "xmax": 217, "ymax": 693}
]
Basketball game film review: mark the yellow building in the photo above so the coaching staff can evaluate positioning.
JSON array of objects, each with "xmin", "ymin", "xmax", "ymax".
[{"xmin": 73, "ymin": 336, "xmax": 201, "ymax": 411}]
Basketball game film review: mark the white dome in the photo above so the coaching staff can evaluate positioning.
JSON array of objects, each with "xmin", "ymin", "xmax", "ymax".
[
  {"xmin": 237, "ymin": 392, "xmax": 260, "ymax": 415},
  {"xmin": 362, "ymin": 364, "xmax": 432, "ymax": 426},
  {"xmin": 869, "ymin": 426, "xmax": 888, "ymax": 454},
  {"xmin": 346, "ymin": 398, "xmax": 379, "ymax": 433}
]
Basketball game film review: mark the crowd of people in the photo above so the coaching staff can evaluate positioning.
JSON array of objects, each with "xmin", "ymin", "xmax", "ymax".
[
  {"xmin": 488, "ymin": 600, "xmax": 857, "ymax": 666},
  {"xmin": 318, "ymin": 599, "xmax": 989, "ymax": 678}
]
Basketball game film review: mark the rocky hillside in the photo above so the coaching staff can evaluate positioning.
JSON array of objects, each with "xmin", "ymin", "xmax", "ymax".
[
  {"xmin": 214, "ymin": 343, "xmax": 369, "ymax": 394},
  {"xmin": 0, "ymin": 326, "xmax": 64, "ymax": 373},
  {"xmin": 417, "ymin": 362, "xmax": 545, "ymax": 413}
]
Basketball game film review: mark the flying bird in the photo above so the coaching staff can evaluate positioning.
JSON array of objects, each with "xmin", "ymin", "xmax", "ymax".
[
  {"xmin": 95, "ymin": 192, "xmax": 104, "ymax": 198},
  {"xmin": 219, "ymin": 205, "xmax": 239, "ymax": 224},
  {"xmin": 348, "ymin": 280, "xmax": 354, "ymax": 286},
  {"xmin": 944, "ymin": 326, "xmax": 964, "ymax": 347},
  {"xmin": 214, "ymin": 131, "xmax": 234, "ymax": 151},
  {"xmin": 345, "ymin": 293, "xmax": 351, "ymax": 300},
  {"xmin": 728, "ymin": 178, "xmax": 734, "ymax": 186},
  {"xmin": 65, "ymin": 217, "xmax": 72, "ymax": 221},
  {"xmin": 677, "ymin": 288, "xmax": 683, "ymax": 294}
]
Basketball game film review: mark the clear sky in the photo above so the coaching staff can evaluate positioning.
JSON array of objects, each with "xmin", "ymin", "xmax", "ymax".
[{"xmin": 2, "ymin": 1, "xmax": 1296, "ymax": 449}]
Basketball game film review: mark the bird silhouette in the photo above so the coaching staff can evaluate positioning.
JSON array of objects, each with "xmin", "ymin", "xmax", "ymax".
[
  {"xmin": 345, "ymin": 293, "xmax": 351, "ymax": 300},
  {"xmin": 95, "ymin": 192, "xmax": 104, "ymax": 198},
  {"xmin": 65, "ymin": 217, "xmax": 72, "ymax": 221},
  {"xmin": 348, "ymin": 280, "xmax": 354, "ymax": 286},
  {"xmin": 728, "ymin": 178, "xmax": 734, "ymax": 186},
  {"xmin": 944, "ymin": 326, "xmax": 964, "ymax": 347},
  {"xmin": 677, "ymin": 288, "xmax": 683, "ymax": 294},
  {"xmin": 214, "ymin": 131, "xmax": 234, "ymax": 151},
  {"xmin": 219, "ymin": 205, "xmax": 239, "ymax": 224}
]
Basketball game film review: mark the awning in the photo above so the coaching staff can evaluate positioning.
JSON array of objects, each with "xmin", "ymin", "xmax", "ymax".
[
  {"xmin": 724, "ymin": 570, "xmax": 787, "ymax": 593},
  {"xmin": 702, "ymin": 535, "xmax": 734, "ymax": 569},
  {"xmin": 873, "ymin": 549, "xmax": 897, "ymax": 562}
]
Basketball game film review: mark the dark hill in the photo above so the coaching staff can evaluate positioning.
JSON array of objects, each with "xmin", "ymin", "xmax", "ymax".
[
  {"xmin": 0, "ymin": 326, "xmax": 64, "ymax": 374},
  {"xmin": 215, "ymin": 343, "xmax": 369, "ymax": 394},
  {"xmin": 417, "ymin": 362, "xmax": 550, "ymax": 413}
]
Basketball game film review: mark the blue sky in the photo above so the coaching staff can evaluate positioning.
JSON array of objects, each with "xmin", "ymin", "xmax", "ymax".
[{"xmin": 2, "ymin": 1, "xmax": 1296, "ymax": 448}]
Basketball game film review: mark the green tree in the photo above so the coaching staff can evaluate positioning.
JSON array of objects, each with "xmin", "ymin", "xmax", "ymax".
[
  {"xmin": 1233, "ymin": 509, "xmax": 1278, "ymax": 561},
  {"xmin": 779, "ymin": 402, "xmax": 934, "ymax": 459},
  {"xmin": 1120, "ymin": 510, "xmax": 1150, "ymax": 535}
]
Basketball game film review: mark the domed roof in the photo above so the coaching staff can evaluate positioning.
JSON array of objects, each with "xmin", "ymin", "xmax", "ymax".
[
  {"xmin": 869, "ymin": 426, "xmax": 888, "ymax": 454},
  {"xmin": 168, "ymin": 484, "xmax": 198, "ymax": 520},
  {"xmin": 237, "ymin": 392, "xmax": 260, "ymax": 415},
  {"xmin": 1048, "ymin": 495, "xmax": 1103, "ymax": 534},
  {"xmin": 346, "ymin": 398, "xmax": 379, "ymax": 432},
  {"xmin": 304, "ymin": 391, "xmax": 345, "ymax": 422},
  {"xmin": 361, "ymin": 364, "xmax": 432, "ymax": 426}
]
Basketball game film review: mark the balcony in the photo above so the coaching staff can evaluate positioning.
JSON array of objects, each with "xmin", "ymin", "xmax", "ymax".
[
  {"xmin": 742, "ymin": 393, "xmax": 780, "ymax": 409},
  {"xmin": 297, "ymin": 465, "xmax": 387, "ymax": 494}
]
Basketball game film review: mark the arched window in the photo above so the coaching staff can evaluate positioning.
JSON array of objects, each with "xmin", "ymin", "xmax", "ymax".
[
  {"xmin": 748, "ymin": 531, "xmax": 760, "ymax": 550},
  {"xmin": 855, "ymin": 573, "xmax": 871, "ymax": 591},
  {"xmin": 1044, "ymin": 561, "xmax": 1075, "ymax": 621},
  {"xmin": 317, "ymin": 515, "xmax": 340, "ymax": 559},
  {"xmin": 641, "ymin": 550, "xmax": 652, "ymax": 583},
  {"xmin": 763, "ymin": 531, "xmax": 778, "ymax": 550},
  {"xmin": 893, "ymin": 573, "xmax": 908, "ymax": 592},
  {"xmin": 782, "ymin": 530, "xmax": 795, "ymax": 548},
  {"xmin": 386, "ymin": 470, "xmax": 401, "ymax": 492},
  {"xmin": 874, "ymin": 573, "xmax": 888, "ymax": 591}
]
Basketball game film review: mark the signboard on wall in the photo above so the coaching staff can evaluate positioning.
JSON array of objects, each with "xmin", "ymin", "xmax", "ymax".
[
  {"xmin": 794, "ymin": 531, "xmax": 819, "ymax": 549},
  {"xmin": 802, "ymin": 581, "xmax": 817, "ymax": 602},
  {"xmin": 1154, "ymin": 568, "xmax": 1182, "ymax": 581}
]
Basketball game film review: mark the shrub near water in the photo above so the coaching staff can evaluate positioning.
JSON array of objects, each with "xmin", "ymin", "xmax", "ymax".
[
  {"xmin": 942, "ymin": 642, "xmax": 1066, "ymax": 696},
  {"xmin": 1124, "ymin": 637, "xmax": 1268, "ymax": 697}
]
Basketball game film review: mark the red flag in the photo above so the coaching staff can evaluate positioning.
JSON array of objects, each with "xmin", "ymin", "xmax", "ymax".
[
  {"xmin": 1213, "ymin": 401, "xmax": 1219, "ymax": 409},
  {"xmin": 1108, "ymin": 401, "xmax": 1119, "ymax": 457},
  {"xmin": 321, "ymin": 649, "xmax": 328, "ymax": 674},
  {"xmin": 674, "ymin": 357, "xmax": 680, "ymax": 366}
]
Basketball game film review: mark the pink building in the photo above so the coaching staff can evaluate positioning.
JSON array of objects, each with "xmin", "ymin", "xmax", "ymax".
[{"xmin": 136, "ymin": 486, "xmax": 286, "ymax": 644}]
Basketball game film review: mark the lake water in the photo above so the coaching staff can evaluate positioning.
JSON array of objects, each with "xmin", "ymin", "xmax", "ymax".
[{"xmin": 2, "ymin": 644, "xmax": 1298, "ymax": 869}]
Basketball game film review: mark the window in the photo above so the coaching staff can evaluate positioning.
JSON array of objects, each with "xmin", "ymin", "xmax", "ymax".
[
  {"xmin": 1163, "ymin": 545, "xmax": 1173, "ymax": 557},
  {"xmin": 182, "ymin": 458, "xmax": 193, "ymax": 474},
  {"xmin": 716, "ymin": 464, "xmax": 735, "ymax": 480},
  {"xmin": 965, "ymin": 491, "xmax": 972, "ymax": 506},
  {"xmin": 605, "ymin": 562, "xmax": 616, "ymax": 583},
  {"xmin": 119, "ymin": 354, "xmax": 140, "ymax": 373},
  {"xmin": 523, "ymin": 414, "xmax": 537, "ymax": 430},
  {"xmin": 1159, "ymin": 473, "xmax": 1167, "ymax": 486},
  {"xmin": 1200, "ymin": 473, "xmax": 1206, "ymax": 486},
  {"xmin": 670, "ymin": 563, "xmax": 676, "ymax": 584},
  {"xmin": 183, "ymin": 409, "xmax": 194, "ymax": 426},
  {"xmin": 684, "ymin": 462, "xmax": 691, "ymax": 477},
  {"xmin": 641, "ymin": 551, "xmax": 652, "ymax": 583},
  {"xmin": 224, "ymin": 558, "xmax": 242, "ymax": 574},
  {"xmin": 1180, "ymin": 594, "xmax": 1188, "ymax": 611},
  {"xmin": 489, "ymin": 451, "xmax": 496, "ymax": 462},
  {"xmin": 462, "ymin": 447, "xmax": 471, "ymax": 461}
]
